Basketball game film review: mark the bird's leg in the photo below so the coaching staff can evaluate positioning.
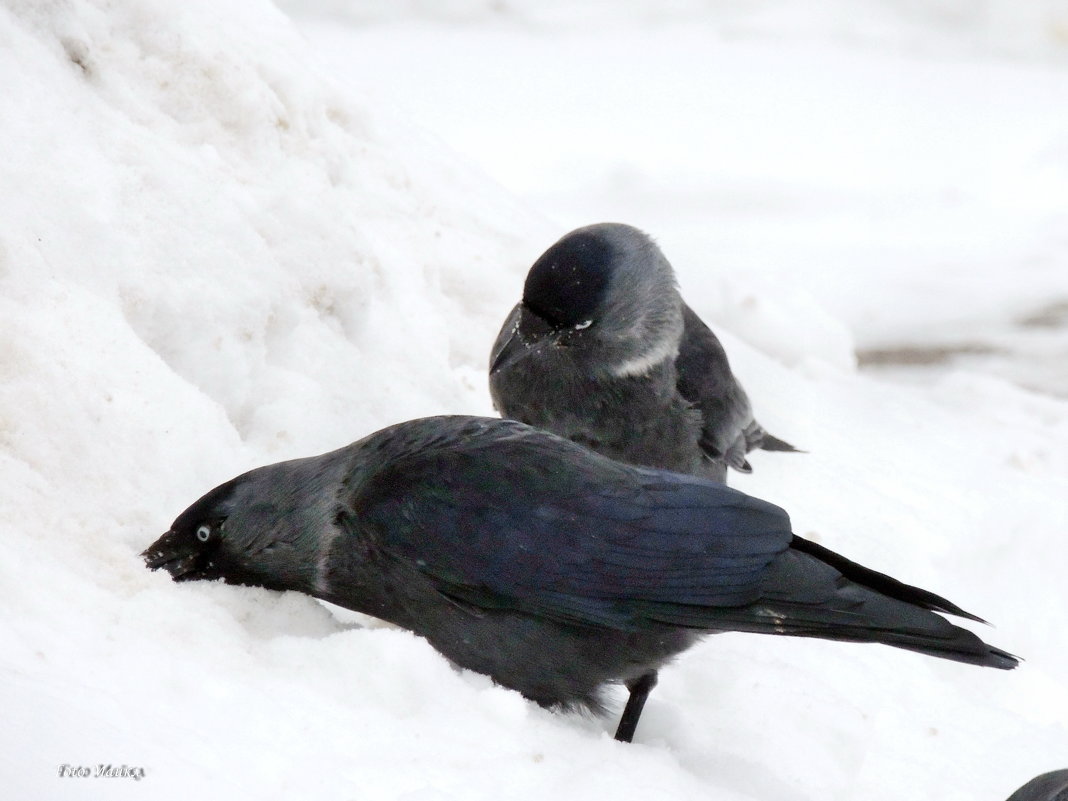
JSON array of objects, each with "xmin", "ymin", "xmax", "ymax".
[{"xmin": 614, "ymin": 670, "xmax": 658, "ymax": 743}]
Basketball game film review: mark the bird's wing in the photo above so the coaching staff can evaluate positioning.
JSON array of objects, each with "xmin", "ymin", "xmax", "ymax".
[
  {"xmin": 675, "ymin": 304, "xmax": 802, "ymax": 471},
  {"xmin": 349, "ymin": 421, "xmax": 792, "ymax": 630},
  {"xmin": 674, "ymin": 303, "xmax": 761, "ymax": 471},
  {"xmin": 344, "ymin": 420, "xmax": 1015, "ymax": 669}
]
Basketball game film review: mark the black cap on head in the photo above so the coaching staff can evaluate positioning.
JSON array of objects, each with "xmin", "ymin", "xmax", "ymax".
[{"xmin": 522, "ymin": 229, "xmax": 615, "ymax": 329}]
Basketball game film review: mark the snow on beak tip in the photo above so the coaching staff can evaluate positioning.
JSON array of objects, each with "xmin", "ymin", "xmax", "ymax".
[{"xmin": 142, "ymin": 531, "xmax": 198, "ymax": 579}]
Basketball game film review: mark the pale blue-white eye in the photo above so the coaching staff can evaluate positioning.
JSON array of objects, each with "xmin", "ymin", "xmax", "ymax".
[
  {"xmin": 195, "ymin": 524, "xmax": 211, "ymax": 543},
  {"xmin": 574, "ymin": 319, "xmax": 592, "ymax": 330}
]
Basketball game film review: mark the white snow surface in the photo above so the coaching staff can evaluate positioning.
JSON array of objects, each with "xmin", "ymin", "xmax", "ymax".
[{"xmin": 2, "ymin": 2, "xmax": 1066, "ymax": 800}]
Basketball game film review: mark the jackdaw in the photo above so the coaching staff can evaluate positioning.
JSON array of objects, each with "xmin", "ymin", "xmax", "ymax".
[
  {"xmin": 1006, "ymin": 771, "xmax": 1068, "ymax": 801},
  {"xmin": 490, "ymin": 222, "xmax": 798, "ymax": 483},
  {"xmin": 144, "ymin": 415, "xmax": 1016, "ymax": 743},
  {"xmin": 489, "ymin": 223, "xmax": 803, "ymax": 736}
]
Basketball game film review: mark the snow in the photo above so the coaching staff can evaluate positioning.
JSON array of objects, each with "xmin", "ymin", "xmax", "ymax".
[
  {"xmin": 294, "ymin": 6, "xmax": 1068, "ymax": 384},
  {"xmin": 2, "ymin": 1, "xmax": 1066, "ymax": 800}
]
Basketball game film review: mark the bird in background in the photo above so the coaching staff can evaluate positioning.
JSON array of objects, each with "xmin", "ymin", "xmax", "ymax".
[
  {"xmin": 1004, "ymin": 770, "xmax": 1068, "ymax": 801},
  {"xmin": 144, "ymin": 416, "xmax": 1016, "ymax": 744},
  {"xmin": 490, "ymin": 222, "xmax": 802, "ymax": 737},
  {"xmin": 490, "ymin": 222, "xmax": 799, "ymax": 484}
]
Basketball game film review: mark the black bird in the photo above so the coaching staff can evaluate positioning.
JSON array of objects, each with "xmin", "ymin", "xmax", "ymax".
[
  {"xmin": 1006, "ymin": 771, "xmax": 1068, "ymax": 801},
  {"xmin": 490, "ymin": 222, "xmax": 798, "ymax": 483},
  {"xmin": 144, "ymin": 416, "xmax": 1016, "ymax": 743},
  {"xmin": 489, "ymin": 222, "xmax": 803, "ymax": 738}
]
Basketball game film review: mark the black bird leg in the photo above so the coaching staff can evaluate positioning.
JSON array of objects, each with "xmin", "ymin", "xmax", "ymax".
[{"xmin": 614, "ymin": 670, "xmax": 658, "ymax": 742}]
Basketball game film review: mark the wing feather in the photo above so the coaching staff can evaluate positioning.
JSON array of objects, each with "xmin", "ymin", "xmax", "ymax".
[{"xmin": 352, "ymin": 424, "xmax": 792, "ymax": 629}]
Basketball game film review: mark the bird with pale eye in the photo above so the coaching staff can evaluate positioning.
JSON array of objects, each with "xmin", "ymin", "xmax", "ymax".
[
  {"xmin": 489, "ymin": 224, "xmax": 807, "ymax": 735},
  {"xmin": 143, "ymin": 415, "xmax": 1017, "ymax": 744},
  {"xmin": 490, "ymin": 222, "xmax": 799, "ymax": 485}
]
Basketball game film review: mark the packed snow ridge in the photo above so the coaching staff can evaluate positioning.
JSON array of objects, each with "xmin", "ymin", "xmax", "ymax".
[{"xmin": 2, "ymin": 2, "xmax": 1066, "ymax": 800}]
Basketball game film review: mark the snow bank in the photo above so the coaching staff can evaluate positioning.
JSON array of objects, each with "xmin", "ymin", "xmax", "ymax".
[
  {"xmin": 278, "ymin": 0, "xmax": 1068, "ymax": 63},
  {"xmin": 293, "ymin": 14, "xmax": 1068, "ymax": 377},
  {"xmin": 1, "ymin": 1, "xmax": 1066, "ymax": 800}
]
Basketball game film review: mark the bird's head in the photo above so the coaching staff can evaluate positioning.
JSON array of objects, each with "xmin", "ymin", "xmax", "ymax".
[
  {"xmin": 143, "ymin": 459, "xmax": 333, "ymax": 593},
  {"xmin": 491, "ymin": 223, "xmax": 683, "ymax": 378},
  {"xmin": 143, "ymin": 474, "xmax": 247, "ymax": 583}
]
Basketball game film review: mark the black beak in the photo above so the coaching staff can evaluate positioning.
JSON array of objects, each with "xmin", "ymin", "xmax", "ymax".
[
  {"xmin": 490, "ymin": 305, "xmax": 555, "ymax": 375},
  {"xmin": 142, "ymin": 530, "xmax": 200, "ymax": 581}
]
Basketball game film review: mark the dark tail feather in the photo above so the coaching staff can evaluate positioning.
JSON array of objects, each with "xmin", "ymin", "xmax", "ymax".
[
  {"xmin": 760, "ymin": 433, "xmax": 803, "ymax": 453},
  {"xmin": 764, "ymin": 579, "xmax": 1019, "ymax": 669},
  {"xmin": 641, "ymin": 544, "xmax": 1019, "ymax": 670},
  {"xmin": 789, "ymin": 585, "xmax": 1021, "ymax": 670},
  {"xmin": 790, "ymin": 535, "xmax": 988, "ymax": 623},
  {"xmin": 647, "ymin": 596, "xmax": 1019, "ymax": 670},
  {"xmin": 875, "ymin": 630, "xmax": 1019, "ymax": 670},
  {"xmin": 769, "ymin": 614, "xmax": 1020, "ymax": 670}
]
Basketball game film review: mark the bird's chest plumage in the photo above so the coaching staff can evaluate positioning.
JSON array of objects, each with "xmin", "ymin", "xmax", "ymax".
[{"xmin": 492, "ymin": 358, "xmax": 704, "ymax": 475}]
